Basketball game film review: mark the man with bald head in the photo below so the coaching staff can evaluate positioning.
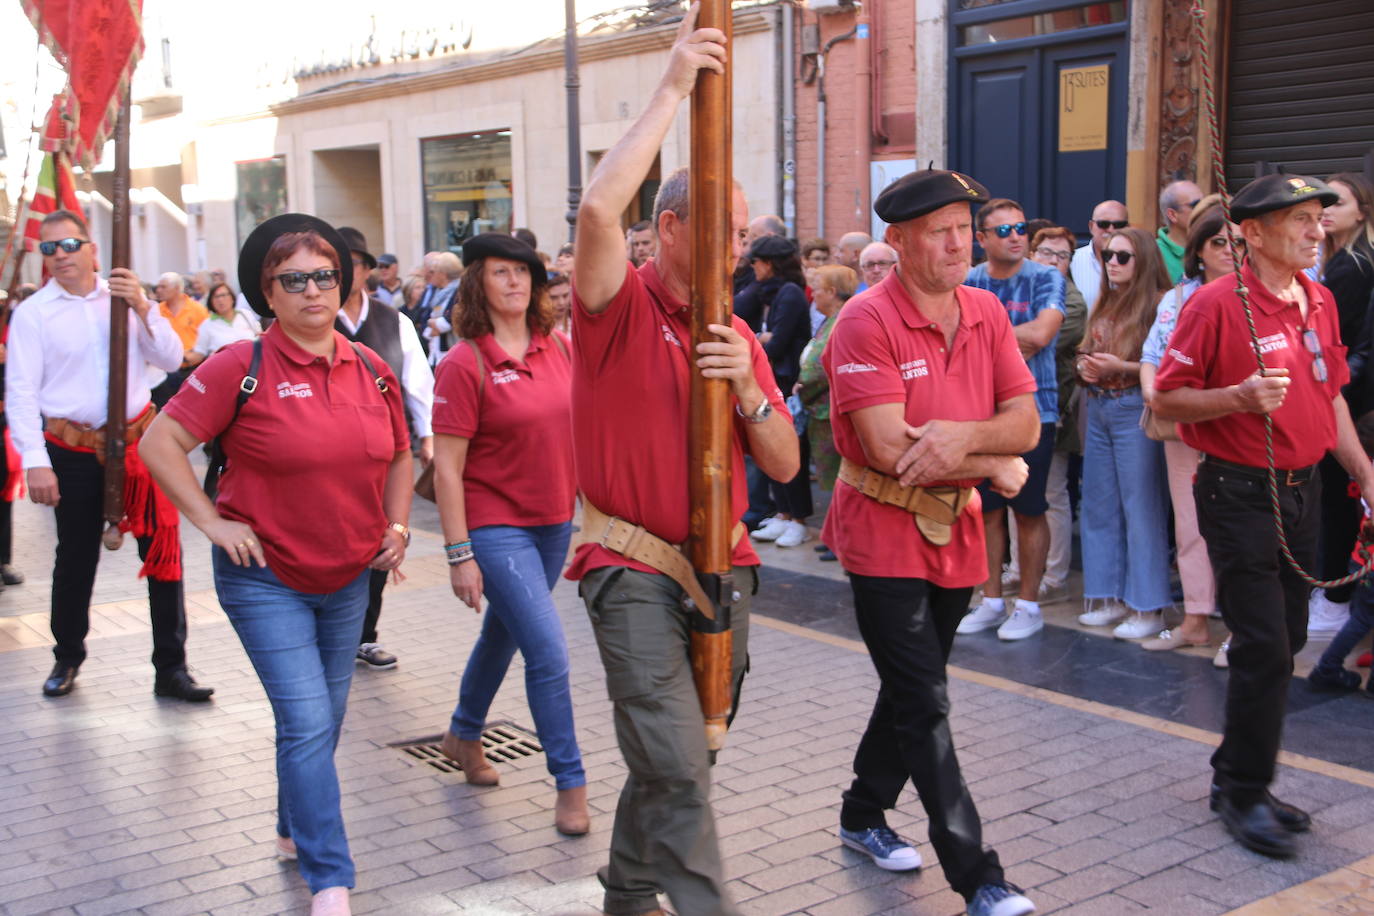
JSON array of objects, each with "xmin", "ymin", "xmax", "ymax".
[
  {"xmin": 150, "ymin": 271, "xmax": 209, "ymax": 407},
  {"xmin": 1069, "ymin": 199, "xmax": 1128, "ymax": 311},
  {"xmin": 835, "ymin": 231, "xmax": 872, "ymax": 274},
  {"xmin": 1157, "ymin": 178, "xmax": 1204, "ymax": 282},
  {"xmin": 858, "ymin": 241, "xmax": 898, "ymax": 291}
]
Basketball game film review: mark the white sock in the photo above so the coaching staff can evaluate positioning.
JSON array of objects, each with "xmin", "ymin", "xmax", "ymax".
[
  {"xmin": 983, "ymin": 597, "xmax": 1005, "ymax": 612},
  {"xmin": 1015, "ymin": 599, "xmax": 1040, "ymax": 614}
]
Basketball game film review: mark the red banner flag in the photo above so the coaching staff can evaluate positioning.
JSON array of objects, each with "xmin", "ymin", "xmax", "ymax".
[
  {"xmin": 22, "ymin": 0, "xmax": 144, "ymax": 171},
  {"xmin": 22, "ymin": 151, "xmax": 84, "ymax": 253}
]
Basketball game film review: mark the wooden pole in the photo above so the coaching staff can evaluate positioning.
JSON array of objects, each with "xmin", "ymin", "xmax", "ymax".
[
  {"xmin": 103, "ymin": 87, "xmax": 132, "ymax": 536},
  {"xmin": 687, "ymin": 0, "xmax": 735, "ymax": 752}
]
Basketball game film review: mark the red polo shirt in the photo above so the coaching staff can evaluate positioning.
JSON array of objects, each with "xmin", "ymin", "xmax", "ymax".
[
  {"xmin": 566, "ymin": 261, "xmax": 788, "ymax": 580},
  {"xmin": 1154, "ymin": 264, "xmax": 1348, "ymax": 469},
  {"xmin": 432, "ymin": 330, "xmax": 576, "ymax": 528},
  {"xmin": 164, "ymin": 323, "xmax": 409, "ymax": 593},
  {"xmin": 821, "ymin": 273, "xmax": 1036, "ymax": 585}
]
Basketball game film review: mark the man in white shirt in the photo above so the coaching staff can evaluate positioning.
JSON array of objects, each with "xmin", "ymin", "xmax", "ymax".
[
  {"xmin": 1069, "ymin": 199, "xmax": 1129, "ymax": 311},
  {"xmin": 335, "ymin": 227, "xmax": 435, "ymax": 669},
  {"xmin": 6, "ymin": 209, "xmax": 214, "ymax": 702}
]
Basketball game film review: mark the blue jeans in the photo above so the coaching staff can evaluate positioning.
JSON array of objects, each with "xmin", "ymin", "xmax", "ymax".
[
  {"xmin": 213, "ymin": 548, "xmax": 370, "ymax": 893},
  {"xmin": 1081, "ymin": 390, "xmax": 1172, "ymax": 611},
  {"xmin": 451, "ymin": 522, "xmax": 585, "ymax": 790},
  {"xmin": 1315, "ymin": 566, "xmax": 1374, "ymax": 677}
]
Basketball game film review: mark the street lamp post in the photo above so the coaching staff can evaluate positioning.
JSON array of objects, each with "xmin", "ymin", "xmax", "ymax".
[{"xmin": 564, "ymin": 0, "xmax": 581, "ymax": 243}]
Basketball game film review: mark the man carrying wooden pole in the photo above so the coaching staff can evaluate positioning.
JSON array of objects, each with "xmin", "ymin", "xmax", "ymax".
[{"xmin": 567, "ymin": 3, "xmax": 798, "ymax": 912}]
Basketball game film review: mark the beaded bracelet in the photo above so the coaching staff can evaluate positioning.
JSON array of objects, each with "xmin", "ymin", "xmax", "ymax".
[
  {"xmin": 445, "ymin": 540, "xmax": 474, "ymax": 566},
  {"xmin": 446, "ymin": 551, "xmax": 475, "ymax": 567}
]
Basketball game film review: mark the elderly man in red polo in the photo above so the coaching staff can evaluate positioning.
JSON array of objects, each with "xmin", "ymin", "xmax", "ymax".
[
  {"xmin": 1154, "ymin": 173, "xmax": 1374, "ymax": 858},
  {"xmin": 822, "ymin": 169, "xmax": 1039, "ymax": 916}
]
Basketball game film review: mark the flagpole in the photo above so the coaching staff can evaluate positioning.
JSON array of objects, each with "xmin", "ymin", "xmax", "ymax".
[{"xmin": 102, "ymin": 86, "xmax": 132, "ymax": 540}]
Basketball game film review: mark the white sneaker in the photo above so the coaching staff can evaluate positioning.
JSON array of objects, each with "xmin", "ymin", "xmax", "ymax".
[
  {"xmin": 957, "ymin": 601, "xmax": 1007, "ymax": 634},
  {"xmin": 1113, "ymin": 611, "xmax": 1163, "ymax": 640},
  {"xmin": 1214, "ymin": 639, "xmax": 1230, "ymax": 669},
  {"xmin": 775, "ymin": 520, "xmax": 809, "ymax": 548},
  {"xmin": 1078, "ymin": 600, "xmax": 1127, "ymax": 627},
  {"xmin": 750, "ymin": 517, "xmax": 787, "ymax": 542},
  {"xmin": 1308, "ymin": 590, "xmax": 1351, "ymax": 639},
  {"xmin": 998, "ymin": 606, "xmax": 1043, "ymax": 641}
]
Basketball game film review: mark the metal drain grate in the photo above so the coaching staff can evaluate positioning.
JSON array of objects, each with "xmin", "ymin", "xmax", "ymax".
[{"xmin": 392, "ymin": 721, "xmax": 543, "ymax": 775}]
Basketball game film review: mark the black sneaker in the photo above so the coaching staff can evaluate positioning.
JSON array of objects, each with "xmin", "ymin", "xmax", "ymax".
[
  {"xmin": 1308, "ymin": 666, "xmax": 1361, "ymax": 691},
  {"xmin": 356, "ymin": 643, "xmax": 398, "ymax": 668}
]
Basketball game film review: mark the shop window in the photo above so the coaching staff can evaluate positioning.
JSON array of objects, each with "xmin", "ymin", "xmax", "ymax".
[
  {"xmin": 235, "ymin": 156, "xmax": 288, "ymax": 250},
  {"xmin": 421, "ymin": 131, "xmax": 512, "ymax": 254}
]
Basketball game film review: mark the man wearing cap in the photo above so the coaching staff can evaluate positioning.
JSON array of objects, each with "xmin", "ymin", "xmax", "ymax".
[
  {"xmin": 373, "ymin": 253, "xmax": 404, "ymax": 309},
  {"xmin": 570, "ymin": 9, "xmax": 799, "ymax": 915},
  {"xmin": 1154, "ymin": 174, "xmax": 1374, "ymax": 858},
  {"xmin": 822, "ymin": 169, "xmax": 1039, "ymax": 916},
  {"xmin": 334, "ymin": 228, "xmax": 435, "ymax": 670},
  {"xmin": 6, "ymin": 208, "xmax": 213, "ymax": 702}
]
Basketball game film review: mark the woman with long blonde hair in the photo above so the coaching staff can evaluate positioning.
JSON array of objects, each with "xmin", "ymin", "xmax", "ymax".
[{"xmin": 1075, "ymin": 227, "xmax": 1174, "ymax": 640}]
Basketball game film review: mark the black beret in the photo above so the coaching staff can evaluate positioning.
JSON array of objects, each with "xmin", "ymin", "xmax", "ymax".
[
  {"xmin": 874, "ymin": 169, "xmax": 989, "ymax": 224},
  {"xmin": 1231, "ymin": 173, "xmax": 1339, "ymax": 222},
  {"xmin": 747, "ymin": 234, "xmax": 797, "ymax": 260},
  {"xmin": 461, "ymin": 232, "xmax": 548, "ymax": 285},
  {"xmin": 237, "ymin": 213, "xmax": 353, "ymax": 318},
  {"xmin": 337, "ymin": 226, "xmax": 377, "ymax": 270}
]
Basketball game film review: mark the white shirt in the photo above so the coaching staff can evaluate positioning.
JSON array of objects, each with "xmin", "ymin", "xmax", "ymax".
[
  {"xmin": 6, "ymin": 276, "xmax": 184, "ymax": 469},
  {"xmin": 337, "ymin": 296, "xmax": 436, "ymax": 438},
  {"xmin": 1070, "ymin": 243, "xmax": 1103, "ymax": 312},
  {"xmin": 193, "ymin": 310, "xmax": 260, "ymax": 356}
]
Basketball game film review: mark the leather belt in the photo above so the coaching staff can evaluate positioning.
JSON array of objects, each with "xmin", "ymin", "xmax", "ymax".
[
  {"xmin": 580, "ymin": 500, "xmax": 744, "ymax": 620},
  {"xmin": 45, "ymin": 406, "xmax": 157, "ymax": 463},
  {"xmin": 837, "ymin": 457, "xmax": 973, "ymax": 546},
  {"xmin": 1201, "ymin": 455, "xmax": 1315, "ymax": 487}
]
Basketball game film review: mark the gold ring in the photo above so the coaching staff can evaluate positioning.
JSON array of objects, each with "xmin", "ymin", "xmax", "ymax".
[{"xmin": 235, "ymin": 542, "xmax": 246, "ymax": 549}]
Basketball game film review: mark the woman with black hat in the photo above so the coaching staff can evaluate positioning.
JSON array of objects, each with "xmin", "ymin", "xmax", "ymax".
[
  {"xmin": 139, "ymin": 214, "xmax": 413, "ymax": 915},
  {"xmin": 430, "ymin": 232, "xmax": 588, "ymax": 835},
  {"xmin": 744, "ymin": 234, "xmax": 815, "ymax": 548}
]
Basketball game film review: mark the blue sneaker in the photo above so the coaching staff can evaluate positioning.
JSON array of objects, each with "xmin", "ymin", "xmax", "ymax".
[
  {"xmin": 838, "ymin": 826, "xmax": 921, "ymax": 871},
  {"xmin": 967, "ymin": 882, "xmax": 1035, "ymax": 916}
]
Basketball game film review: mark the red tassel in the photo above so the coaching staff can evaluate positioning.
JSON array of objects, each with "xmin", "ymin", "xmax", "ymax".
[
  {"xmin": 120, "ymin": 439, "xmax": 182, "ymax": 582},
  {"xmin": 2, "ymin": 428, "xmax": 23, "ymax": 503}
]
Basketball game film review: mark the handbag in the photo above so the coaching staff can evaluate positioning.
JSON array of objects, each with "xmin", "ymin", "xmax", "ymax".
[{"xmin": 1139, "ymin": 404, "xmax": 1180, "ymax": 442}]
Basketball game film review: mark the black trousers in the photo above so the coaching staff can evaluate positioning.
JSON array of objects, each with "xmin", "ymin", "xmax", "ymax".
[
  {"xmin": 1194, "ymin": 461, "xmax": 1318, "ymax": 803},
  {"xmin": 842, "ymin": 574, "xmax": 1003, "ymax": 902},
  {"xmin": 1316, "ymin": 453, "xmax": 1360, "ymax": 603},
  {"xmin": 361, "ymin": 567, "xmax": 387, "ymax": 644},
  {"xmin": 0, "ymin": 445, "xmax": 12, "ymax": 565},
  {"xmin": 48, "ymin": 443, "xmax": 186, "ymax": 674},
  {"xmin": 768, "ymin": 431, "xmax": 814, "ymax": 520}
]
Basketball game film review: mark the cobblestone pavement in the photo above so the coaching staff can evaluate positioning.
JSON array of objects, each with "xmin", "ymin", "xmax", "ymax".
[{"xmin": 2, "ymin": 494, "xmax": 1374, "ymax": 915}]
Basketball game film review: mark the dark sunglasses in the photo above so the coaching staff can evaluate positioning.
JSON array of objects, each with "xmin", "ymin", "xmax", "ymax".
[
  {"xmin": 38, "ymin": 237, "xmax": 90, "ymax": 256},
  {"xmin": 1102, "ymin": 249, "xmax": 1134, "ymax": 265},
  {"xmin": 1206, "ymin": 235, "xmax": 1245, "ymax": 249},
  {"xmin": 1094, "ymin": 219, "xmax": 1129, "ymax": 230},
  {"xmin": 274, "ymin": 269, "xmax": 341, "ymax": 293},
  {"xmin": 985, "ymin": 222, "xmax": 1028, "ymax": 238}
]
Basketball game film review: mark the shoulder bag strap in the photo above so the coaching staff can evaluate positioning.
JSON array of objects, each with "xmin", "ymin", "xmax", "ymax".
[
  {"xmin": 232, "ymin": 337, "xmax": 264, "ymax": 421},
  {"xmin": 551, "ymin": 331, "xmax": 570, "ymax": 362},
  {"xmin": 349, "ymin": 342, "xmax": 390, "ymax": 394},
  {"xmin": 466, "ymin": 338, "xmax": 485, "ymax": 400}
]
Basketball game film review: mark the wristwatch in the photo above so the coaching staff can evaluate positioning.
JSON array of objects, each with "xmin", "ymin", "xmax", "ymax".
[
  {"xmin": 737, "ymin": 398, "xmax": 773, "ymax": 424},
  {"xmin": 387, "ymin": 522, "xmax": 411, "ymax": 546}
]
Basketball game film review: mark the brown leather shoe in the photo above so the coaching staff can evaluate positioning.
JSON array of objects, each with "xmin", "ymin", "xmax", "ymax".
[
  {"xmin": 555, "ymin": 784, "xmax": 590, "ymax": 836},
  {"xmin": 439, "ymin": 731, "xmax": 499, "ymax": 786}
]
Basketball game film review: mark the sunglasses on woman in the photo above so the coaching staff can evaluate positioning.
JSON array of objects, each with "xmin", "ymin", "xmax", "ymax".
[
  {"xmin": 38, "ymin": 237, "xmax": 90, "ymax": 256},
  {"xmin": 1102, "ymin": 249, "xmax": 1134, "ymax": 265},
  {"xmin": 985, "ymin": 222, "xmax": 1028, "ymax": 238},
  {"xmin": 273, "ymin": 269, "xmax": 341, "ymax": 293}
]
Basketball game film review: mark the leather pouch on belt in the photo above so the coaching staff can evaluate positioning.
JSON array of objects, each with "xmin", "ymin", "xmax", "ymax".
[{"xmin": 911, "ymin": 486, "xmax": 971, "ymax": 547}]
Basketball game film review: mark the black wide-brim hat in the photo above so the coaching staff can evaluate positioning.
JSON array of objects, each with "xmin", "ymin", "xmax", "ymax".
[
  {"xmin": 1231, "ymin": 173, "xmax": 1340, "ymax": 222},
  {"xmin": 874, "ymin": 168, "xmax": 989, "ymax": 224},
  {"xmin": 238, "ymin": 213, "xmax": 354, "ymax": 317},
  {"xmin": 337, "ymin": 226, "xmax": 378, "ymax": 270},
  {"xmin": 461, "ymin": 232, "xmax": 547, "ymax": 285}
]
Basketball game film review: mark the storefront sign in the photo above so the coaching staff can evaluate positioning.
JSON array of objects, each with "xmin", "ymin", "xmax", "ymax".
[{"xmin": 1058, "ymin": 64, "xmax": 1109, "ymax": 152}]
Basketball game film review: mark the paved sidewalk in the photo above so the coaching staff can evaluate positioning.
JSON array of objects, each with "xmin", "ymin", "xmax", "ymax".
[{"xmin": 2, "ymin": 495, "xmax": 1374, "ymax": 915}]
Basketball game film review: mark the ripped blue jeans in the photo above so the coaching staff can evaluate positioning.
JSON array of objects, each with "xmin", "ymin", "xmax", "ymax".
[{"xmin": 451, "ymin": 522, "xmax": 585, "ymax": 789}]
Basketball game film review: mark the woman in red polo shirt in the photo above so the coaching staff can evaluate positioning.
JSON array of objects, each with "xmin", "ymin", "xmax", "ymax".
[
  {"xmin": 141, "ymin": 214, "xmax": 412, "ymax": 916},
  {"xmin": 430, "ymin": 233, "xmax": 587, "ymax": 836}
]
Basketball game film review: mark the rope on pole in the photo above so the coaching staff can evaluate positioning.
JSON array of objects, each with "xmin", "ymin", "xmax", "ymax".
[{"xmin": 1190, "ymin": 1, "xmax": 1372, "ymax": 588}]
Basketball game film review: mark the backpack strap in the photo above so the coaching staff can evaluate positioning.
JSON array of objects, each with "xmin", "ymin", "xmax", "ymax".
[
  {"xmin": 231, "ymin": 337, "xmax": 263, "ymax": 423},
  {"xmin": 551, "ymin": 331, "xmax": 570, "ymax": 362},
  {"xmin": 466, "ymin": 338, "xmax": 485, "ymax": 400},
  {"xmin": 349, "ymin": 342, "xmax": 389, "ymax": 394}
]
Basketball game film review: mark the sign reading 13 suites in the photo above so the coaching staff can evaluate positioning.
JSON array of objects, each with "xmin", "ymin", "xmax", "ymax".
[{"xmin": 1058, "ymin": 64, "xmax": 1110, "ymax": 153}]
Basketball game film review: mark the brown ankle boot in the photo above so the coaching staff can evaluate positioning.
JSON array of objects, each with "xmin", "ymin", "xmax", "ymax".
[
  {"xmin": 439, "ymin": 731, "xmax": 499, "ymax": 786},
  {"xmin": 555, "ymin": 784, "xmax": 590, "ymax": 835}
]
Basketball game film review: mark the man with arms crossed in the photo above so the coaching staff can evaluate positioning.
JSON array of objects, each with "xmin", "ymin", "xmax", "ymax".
[
  {"xmin": 1154, "ymin": 174, "xmax": 1373, "ymax": 858},
  {"xmin": 823, "ymin": 170, "xmax": 1038, "ymax": 916},
  {"xmin": 569, "ymin": 9, "xmax": 799, "ymax": 915}
]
